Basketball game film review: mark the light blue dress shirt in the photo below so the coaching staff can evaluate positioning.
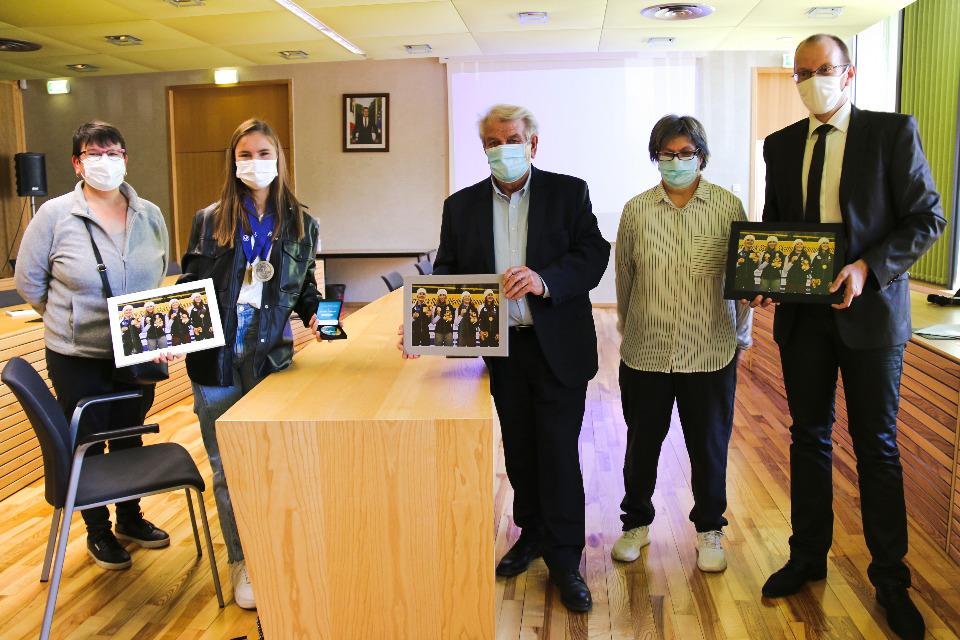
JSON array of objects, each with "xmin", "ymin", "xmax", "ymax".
[{"xmin": 492, "ymin": 174, "xmax": 534, "ymax": 326}]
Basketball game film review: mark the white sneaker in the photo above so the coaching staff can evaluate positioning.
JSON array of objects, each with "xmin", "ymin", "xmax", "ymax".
[
  {"xmin": 230, "ymin": 561, "xmax": 256, "ymax": 609},
  {"xmin": 611, "ymin": 526, "xmax": 650, "ymax": 562},
  {"xmin": 696, "ymin": 530, "xmax": 727, "ymax": 572}
]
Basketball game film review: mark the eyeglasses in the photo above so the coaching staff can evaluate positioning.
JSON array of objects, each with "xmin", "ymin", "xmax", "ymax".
[
  {"xmin": 792, "ymin": 63, "xmax": 850, "ymax": 83},
  {"xmin": 80, "ymin": 148, "xmax": 125, "ymax": 160},
  {"xmin": 657, "ymin": 149, "xmax": 699, "ymax": 162}
]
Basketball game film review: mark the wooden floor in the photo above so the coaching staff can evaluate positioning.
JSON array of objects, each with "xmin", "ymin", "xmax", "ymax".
[{"xmin": 1, "ymin": 308, "xmax": 959, "ymax": 639}]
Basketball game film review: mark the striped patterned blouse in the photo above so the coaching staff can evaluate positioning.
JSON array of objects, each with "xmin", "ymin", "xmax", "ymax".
[{"xmin": 615, "ymin": 178, "xmax": 753, "ymax": 373}]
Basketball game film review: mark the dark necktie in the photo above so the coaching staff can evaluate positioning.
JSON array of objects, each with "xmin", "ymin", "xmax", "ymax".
[{"xmin": 804, "ymin": 123, "xmax": 833, "ymax": 222}]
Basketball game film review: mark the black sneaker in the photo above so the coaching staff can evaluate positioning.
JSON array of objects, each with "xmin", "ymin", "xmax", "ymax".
[
  {"xmin": 116, "ymin": 518, "xmax": 170, "ymax": 549},
  {"xmin": 87, "ymin": 531, "xmax": 132, "ymax": 570}
]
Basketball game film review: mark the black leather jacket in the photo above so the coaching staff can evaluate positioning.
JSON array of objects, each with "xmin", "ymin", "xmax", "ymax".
[{"xmin": 179, "ymin": 202, "xmax": 321, "ymax": 387}]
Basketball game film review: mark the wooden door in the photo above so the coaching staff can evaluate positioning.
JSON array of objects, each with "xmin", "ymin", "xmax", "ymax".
[
  {"xmin": 0, "ymin": 81, "xmax": 27, "ymax": 278},
  {"xmin": 167, "ymin": 80, "xmax": 293, "ymax": 257},
  {"xmin": 749, "ymin": 68, "xmax": 808, "ymax": 220}
]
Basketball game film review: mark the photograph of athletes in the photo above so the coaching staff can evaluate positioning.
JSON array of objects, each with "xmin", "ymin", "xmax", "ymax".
[
  {"xmin": 724, "ymin": 222, "xmax": 844, "ymax": 303},
  {"xmin": 403, "ymin": 274, "xmax": 508, "ymax": 357},
  {"xmin": 108, "ymin": 278, "xmax": 225, "ymax": 367}
]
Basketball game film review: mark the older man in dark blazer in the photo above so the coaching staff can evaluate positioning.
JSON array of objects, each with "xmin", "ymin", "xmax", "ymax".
[
  {"xmin": 426, "ymin": 104, "xmax": 609, "ymax": 612},
  {"xmin": 755, "ymin": 34, "xmax": 945, "ymax": 640}
]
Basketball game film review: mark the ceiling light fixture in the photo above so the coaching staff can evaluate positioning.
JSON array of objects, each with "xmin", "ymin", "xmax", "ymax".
[
  {"xmin": 46, "ymin": 79, "xmax": 70, "ymax": 95},
  {"xmin": 214, "ymin": 68, "xmax": 239, "ymax": 85},
  {"xmin": 517, "ymin": 11, "xmax": 549, "ymax": 25},
  {"xmin": 404, "ymin": 44, "xmax": 432, "ymax": 55},
  {"xmin": 66, "ymin": 63, "xmax": 100, "ymax": 72},
  {"xmin": 105, "ymin": 34, "xmax": 142, "ymax": 46},
  {"xmin": 278, "ymin": 50, "xmax": 309, "ymax": 59},
  {"xmin": 806, "ymin": 6, "xmax": 844, "ymax": 18},
  {"xmin": 166, "ymin": 0, "xmax": 205, "ymax": 7},
  {"xmin": 647, "ymin": 36, "xmax": 676, "ymax": 47},
  {"xmin": 271, "ymin": 0, "xmax": 365, "ymax": 56},
  {"xmin": 640, "ymin": 3, "xmax": 714, "ymax": 20},
  {"xmin": 0, "ymin": 38, "xmax": 42, "ymax": 52}
]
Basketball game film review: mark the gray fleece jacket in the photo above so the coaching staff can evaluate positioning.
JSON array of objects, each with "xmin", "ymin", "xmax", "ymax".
[{"xmin": 15, "ymin": 182, "xmax": 168, "ymax": 359}]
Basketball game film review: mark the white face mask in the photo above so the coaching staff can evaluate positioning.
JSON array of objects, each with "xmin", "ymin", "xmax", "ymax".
[
  {"xmin": 81, "ymin": 155, "xmax": 126, "ymax": 192},
  {"xmin": 797, "ymin": 74, "xmax": 847, "ymax": 115},
  {"xmin": 236, "ymin": 159, "xmax": 278, "ymax": 190}
]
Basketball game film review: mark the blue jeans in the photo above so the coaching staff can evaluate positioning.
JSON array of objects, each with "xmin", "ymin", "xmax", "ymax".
[{"xmin": 192, "ymin": 304, "xmax": 260, "ymax": 563}]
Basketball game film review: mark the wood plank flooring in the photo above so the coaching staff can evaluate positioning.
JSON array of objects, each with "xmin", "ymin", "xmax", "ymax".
[{"xmin": 1, "ymin": 308, "xmax": 959, "ymax": 638}]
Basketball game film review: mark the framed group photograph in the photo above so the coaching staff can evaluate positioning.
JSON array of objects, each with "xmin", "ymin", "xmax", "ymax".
[
  {"xmin": 402, "ymin": 274, "xmax": 508, "ymax": 357},
  {"xmin": 107, "ymin": 278, "xmax": 225, "ymax": 368},
  {"xmin": 343, "ymin": 93, "xmax": 389, "ymax": 152},
  {"xmin": 723, "ymin": 222, "xmax": 846, "ymax": 303}
]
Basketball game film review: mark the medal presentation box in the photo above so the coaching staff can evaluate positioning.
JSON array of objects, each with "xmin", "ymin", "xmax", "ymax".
[{"xmin": 216, "ymin": 290, "xmax": 495, "ymax": 639}]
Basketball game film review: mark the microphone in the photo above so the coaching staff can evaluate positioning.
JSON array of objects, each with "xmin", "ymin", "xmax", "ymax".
[{"xmin": 927, "ymin": 294, "xmax": 960, "ymax": 306}]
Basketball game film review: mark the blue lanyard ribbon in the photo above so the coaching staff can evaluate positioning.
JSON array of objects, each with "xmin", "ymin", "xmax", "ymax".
[{"xmin": 240, "ymin": 197, "xmax": 274, "ymax": 265}]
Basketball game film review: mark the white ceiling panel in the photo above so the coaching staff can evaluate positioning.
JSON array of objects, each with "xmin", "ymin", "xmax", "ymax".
[
  {"xmin": 309, "ymin": 2, "xmax": 468, "ymax": 38},
  {"xmin": 453, "ymin": 0, "xmax": 607, "ymax": 33},
  {"xmin": 473, "ymin": 29, "xmax": 602, "ymax": 55},
  {"xmin": 600, "ymin": 27, "xmax": 732, "ymax": 53},
  {"xmin": 352, "ymin": 32, "xmax": 482, "ymax": 59}
]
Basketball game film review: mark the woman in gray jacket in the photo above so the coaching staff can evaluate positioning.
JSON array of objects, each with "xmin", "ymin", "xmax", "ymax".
[{"xmin": 15, "ymin": 121, "xmax": 171, "ymax": 572}]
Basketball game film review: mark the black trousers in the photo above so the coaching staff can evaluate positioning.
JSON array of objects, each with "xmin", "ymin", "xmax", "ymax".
[
  {"xmin": 779, "ymin": 305, "xmax": 910, "ymax": 588},
  {"xmin": 45, "ymin": 349, "xmax": 155, "ymax": 535},
  {"xmin": 618, "ymin": 357, "xmax": 737, "ymax": 533},
  {"xmin": 486, "ymin": 328, "xmax": 587, "ymax": 572}
]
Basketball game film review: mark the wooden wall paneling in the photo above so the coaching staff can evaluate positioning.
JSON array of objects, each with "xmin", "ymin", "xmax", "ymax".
[{"xmin": 0, "ymin": 80, "xmax": 27, "ymax": 279}]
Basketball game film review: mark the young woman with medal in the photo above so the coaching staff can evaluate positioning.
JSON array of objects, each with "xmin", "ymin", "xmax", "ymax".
[{"xmin": 180, "ymin": 119, "xmax": 328, "ymax": 611}]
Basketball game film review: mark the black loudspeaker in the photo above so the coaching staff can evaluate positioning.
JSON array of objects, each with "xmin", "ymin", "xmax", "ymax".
[{"xmin": 15, "ymin": 152, "xmax": 47, "ymax": 197}]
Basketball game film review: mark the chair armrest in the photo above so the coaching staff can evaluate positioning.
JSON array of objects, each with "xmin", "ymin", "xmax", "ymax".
[
  {"xmin": 75, "ymin": 423, "xmax": 160, "ymax": 455},
  {"xmin": 69, "ymin": 390, "xmax": 143, "ymax": 448}
]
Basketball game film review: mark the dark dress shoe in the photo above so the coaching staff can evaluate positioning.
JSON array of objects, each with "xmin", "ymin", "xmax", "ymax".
[
  {"xmin": 761, "ymin": 559, "xmax": 827, "ymax": 598},
  {"xmin": 495, "ymin": 535, "xmax": 541, "ymax": 577},
  {"xmin": 877, "ymin": 586, "xmax": 925, "ymax": 640},
  {"xmin": 550, "ymin": 570, "xmax": 592, "ymax": 613}
]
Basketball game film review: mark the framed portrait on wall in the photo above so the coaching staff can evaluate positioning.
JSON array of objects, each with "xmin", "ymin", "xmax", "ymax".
[
  {"xmin": 723, "ymin": 221, "xmax": 846, "ymax": 304},
  {"xmin": 343, "ymin": 93, "xmax": 389, "ymax": 152},
  {"xmin": 402, "ymin": 274, "xmax": 508, "ymax": 357}
]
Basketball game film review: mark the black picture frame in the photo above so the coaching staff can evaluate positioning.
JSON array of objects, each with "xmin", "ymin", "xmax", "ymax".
[
  {"xmin": 723, "ymin": 221, "xmax": 846, "ymax": 304},
  {"xmin": 343, "ymin": 93, "xmax": 389, "ymax": 152}
]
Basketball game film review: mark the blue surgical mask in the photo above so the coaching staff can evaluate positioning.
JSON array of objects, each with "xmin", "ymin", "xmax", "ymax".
[
  {"xmin": 658, "ymin": 157, "xmax": 700, "ymax": 189},
  {"xmin": 486, "ymin": 143, "xmax": 530, "ymax": 183}
]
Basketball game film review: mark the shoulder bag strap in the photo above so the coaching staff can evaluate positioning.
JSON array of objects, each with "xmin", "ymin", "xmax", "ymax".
[{"xmin": 81, "ymin": 218, "xmax": 114, "ymax": 299}]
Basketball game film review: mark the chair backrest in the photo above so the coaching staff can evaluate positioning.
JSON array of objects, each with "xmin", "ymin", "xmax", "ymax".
[
  {"xmin": 1, "ymin": 357, "xmax": 72, "ymax": 507},
  {"xmin": 414, "ymin": 259, "xmax": 433, "ymax": 276},
  {"xmin": 381, "ymin": 271, "xmax": 404, "ymax": 292}
]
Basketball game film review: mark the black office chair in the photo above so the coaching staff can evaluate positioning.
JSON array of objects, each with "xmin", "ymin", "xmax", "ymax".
[
  {"xmin": 414, "ymin": 259, "xmax": 433, "ymax": 276},
  {"xmin": 0, "ymin": 357, "xmax": 224, "ymax": 640},
  {"xmin": 381, "ymin": 271, "xmax": 404, "ymax": 292}
]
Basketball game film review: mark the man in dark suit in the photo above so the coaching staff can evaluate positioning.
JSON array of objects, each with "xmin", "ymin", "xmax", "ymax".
[
  {"xmin": 754, "ymin": 34, "xmax": 945, "ymax": 640},
  {"xmin": 353, "ymin": 106, "xmax": 378, "ymax": 144},
  {"xmin": 408, "ymin": 104, "xmax": 609, "ymax": 612}
]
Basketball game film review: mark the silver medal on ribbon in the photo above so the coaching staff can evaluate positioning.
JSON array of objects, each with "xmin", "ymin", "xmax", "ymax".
[{"xmin": 253, "ymin": 260, "xmax": 275, "ymax": 282}]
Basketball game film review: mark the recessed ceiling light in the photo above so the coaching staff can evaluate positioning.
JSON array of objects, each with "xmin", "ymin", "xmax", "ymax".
[
  {"xmin": 66, "ymin": 63, "xmax": 99, "ymax": 72},
  {"xmin": 271, "ymin": 0, "xmax": 365, "ymax": 56},
  {"xmin": 404, "ymin": 44, "xmax": 432, "ymax": 55},
  {"xmin": 518, "ymin": 11, "xmax": 549, "ymax": 25},
  {"xmin": 278, "ymin": 50, "xmax": 308, "ymax": 59},
  {"xmin": 647, "ymin": 36, "xmax": 676, "ymax": 47},
  {"xmin": 166, "ymin": 0, "xmax": 204, "ymax": 7},
  {"xmin": 640, "ymin": 3, "xmax": 714, "ymax": 20},
  {"xmin": 105, "ymin": 34, "xmax": 142, "ymax": 46},
  {"xmin": 807, "ymin": 6, "xmax": 844, "ymax": 19},
  {"xmin": 775, "ymin": 35, "xmax": 794, "ymax": 41},
  {"xmin": 0, "ymin": 38, "xmax": 42, "ymax": 52}
]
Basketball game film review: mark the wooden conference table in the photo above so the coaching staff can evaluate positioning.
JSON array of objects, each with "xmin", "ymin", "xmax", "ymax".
[{"xmin": 217, "ymin": 289, "xmax": 495, "ymax": 639}]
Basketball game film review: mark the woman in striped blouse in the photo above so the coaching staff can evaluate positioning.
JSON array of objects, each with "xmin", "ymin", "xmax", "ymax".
[{"xmin": 612, "ymin": 114, "xmax": 752, "ymax": 573}]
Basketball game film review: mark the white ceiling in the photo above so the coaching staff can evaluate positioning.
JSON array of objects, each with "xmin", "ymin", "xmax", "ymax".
[{"xmin": 0, "ymin": 0, "xmax": 915, "ymax": 80}]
